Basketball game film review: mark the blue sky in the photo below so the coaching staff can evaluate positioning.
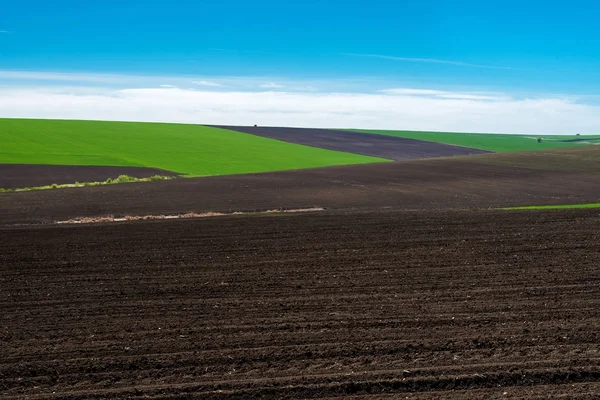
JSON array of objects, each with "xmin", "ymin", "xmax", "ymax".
[{"xmin": 1, "ymin": 1, "xmax": 599, "ymax": 133}]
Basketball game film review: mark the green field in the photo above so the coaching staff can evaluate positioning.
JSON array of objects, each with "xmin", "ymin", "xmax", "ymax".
[
  {"xmin": 0, "ymin": 119, "xmax": 387, "ymax": 176},
  {"xmin": 503, "ymin": 203, "xmax": 600, "ymax": 210},
  {"xmin": 351, "ymin": 129, "xmax": 600, "ymax": 152}
]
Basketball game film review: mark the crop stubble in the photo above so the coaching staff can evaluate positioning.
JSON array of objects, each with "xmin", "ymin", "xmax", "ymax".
[{"xmin": 2, "ymin": 209, "xmax": 600, "ymax": 398}]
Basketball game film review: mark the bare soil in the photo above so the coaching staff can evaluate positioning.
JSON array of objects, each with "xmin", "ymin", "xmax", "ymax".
[
  {"xmin": 211, "ymin": 126, "xmax": 491, "ymax": 160},
  {"xmin": 2, "ymin": 147, "xmax": 599, "ymax": 398},
  {"xmin": 1, "ymin": 158, "xmax": 599, "ymax": 226},
  {"xmin": 459, "ymin": 145, "xmax": 600, "ymax": 172},
  {"xmin": 0, "ymin": 164, "xmax": 179, "ymax": 189},
  {"xmin": 2, "ymin": 209, "xmax": 600, "ymax": 399}
]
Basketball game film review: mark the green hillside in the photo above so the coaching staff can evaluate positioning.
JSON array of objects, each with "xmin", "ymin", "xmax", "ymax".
[
  {"xmin": 0, "ymin": 119, "xmax": 388, "ymax": 176},
  {"xmin": 351, "ymin": 129, "xmax": 600, "ymax": 152}
]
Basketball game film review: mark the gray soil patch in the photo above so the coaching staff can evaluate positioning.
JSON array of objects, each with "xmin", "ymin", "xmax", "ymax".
[
  {"xmin": 0, "ymin": 164, "xmax": 179, "ymax": 189},
  {"xmin": 210, "ymin": 125, "xmax": 492, "ymax": 160}
]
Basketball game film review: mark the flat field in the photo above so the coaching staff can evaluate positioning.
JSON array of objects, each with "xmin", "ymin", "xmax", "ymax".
[
  {"xmin": 2, "ymin": 209, "xmax": 600, "ymax": 399},
  {"xmin": 352, "ymin": 129, "xmax": 600, "ymax": 152},
  {"xmin": 0, "ymin": 119, "xmax": 385, "ymax": 177}
]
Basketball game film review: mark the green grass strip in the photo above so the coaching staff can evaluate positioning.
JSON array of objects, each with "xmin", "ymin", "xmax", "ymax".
[
  {"xmin": 502, "ymin": 203, "xmax": 600, "ymax": 210},
  {"xmin": 0, "ymin": 175, "xmax": 172, "ymax": 193}
]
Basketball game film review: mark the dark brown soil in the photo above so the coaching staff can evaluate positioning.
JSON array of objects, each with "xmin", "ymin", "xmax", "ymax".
[
  {"xmin": 460, "ymin": 145, "xmax": 600, "ymax": 172},
  {"xmin": 0, "ymin": 164, "xmax": 179, "ymax": 189},
  {"xmin": 211, "ymin": 126, "xmax": 492, "ymax": 160},
  {"xmin": 1, "ymin": 158, "xmax": 599, "ymax": 226},
  {"xmin": 2, "ymin": 208, "xmax": 600, "ymax": 399}
]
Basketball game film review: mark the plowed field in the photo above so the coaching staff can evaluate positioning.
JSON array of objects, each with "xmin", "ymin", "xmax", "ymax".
[
  {"xmin": 212, "ymin": 126, "xmax": 491, "ymax": 160},
  {"xmin": 2, "ymin": 159, "xmax": 600, "ymax": 225},
  {"xmin": 2, "ymin": 209, "xmax": 600, "ymax": 399}
]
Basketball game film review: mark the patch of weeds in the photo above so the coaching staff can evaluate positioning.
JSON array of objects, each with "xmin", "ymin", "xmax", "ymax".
[
  {"xmin": 114, "ymin": 175, "xmax": 136, "ymax": 183},
  {"xmin": 0, "ymin": 175, "xmax": 174, "ymax": 193}
]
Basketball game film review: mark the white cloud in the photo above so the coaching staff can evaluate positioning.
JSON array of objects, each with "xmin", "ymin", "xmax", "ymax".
[
  {"xmin": 260, "ymin": 82, "xmax": 284, "ymax": 89},
  {"xmin": 434, "ymin": 93, "xmax": 504, "ymax": 100},
  {"xmin": 0, "ymin": 70, "xmax": 370, "ymax": 94},
  {"xmin": 0, "ymin": 71, "xmax": 230, "ymax": 89},
  {"xmin": 0, "ymin": 70, "xmax": 135, "ymax": 83},
  {"xmin": 0, "ymin": 70, "xmax": 369, "ymax": 94},
  {"xmin": 380, "ymin": 88, "xmax": 507, "ymax": 101},
  {"xmin": 192, "ymin": 80, "xmax": 223, "ymax": 87},
  {"xmin": 344, "ymin": 53, "xmax": 516, "ymax": 70},
  {"xmin": 159, "ymin": 84, "xmax": 177, "ymax": 88},
  {"xmin": 380, "ymin": 88, "xmax": 445, "ymax": 96},
  {"xmin": 0, "ymin": 86, "xmax": 599, "ymax": 135},
  {"xmin": 295, "ymin": 85, "xmax": 318, "ymax": 92}
]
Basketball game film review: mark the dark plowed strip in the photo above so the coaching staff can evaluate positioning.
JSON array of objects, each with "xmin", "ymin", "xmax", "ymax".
[
  {"xmin": 2, "ymin": 209, "xmax": 600, "ymax": 398},
  {"xmin": 1, "ymin": 159, "xmax": 599, "ymax": 225},
  {"xmin": 210, "ymin": 125, "xmax": 492, "ymax": 160},
  {"xmin": 0, "ymin": 164, "xmax": 179, "ymax": 189}
]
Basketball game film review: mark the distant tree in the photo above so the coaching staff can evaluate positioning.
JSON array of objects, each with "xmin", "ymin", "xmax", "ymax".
[{"xmin": 537, "ymin": 137, "xmax": 543, "ymax": 143}]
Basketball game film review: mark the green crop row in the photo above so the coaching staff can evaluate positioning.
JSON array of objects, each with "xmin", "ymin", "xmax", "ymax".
[{"xmin": 502, "ymin": 203, "xmax": 600, "ymax": 210}]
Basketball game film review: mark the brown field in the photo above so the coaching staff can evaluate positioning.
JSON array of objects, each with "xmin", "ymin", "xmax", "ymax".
[
  {"xmin": 2, "ymin": 209, "xmax": 600, "ymax": 399},
  {"xmin": 211, "ymin": 125, "xmax": 491, "ymax": 161},
  {"xmin": 1, "ymin": 147, "xmax": 600, "ymax": 225},
  {"xmin": 459, "ymin": 145, "xmax": 600, "ymax": 172},
  {"xmin": 1, "ymin": 145, "xmax": 600, "ymax": 399}
]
